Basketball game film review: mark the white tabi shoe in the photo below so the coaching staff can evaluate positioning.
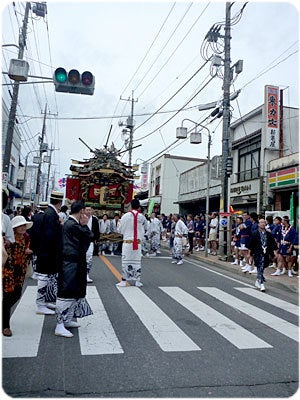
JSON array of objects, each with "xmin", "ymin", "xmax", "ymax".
[
  {"xmin": 177, "ymin": 260, "xmax": 183, "ymax": 265},
  {"xmin": 260, "ymin": 283, "xmax": 266, "ymax": 292},
  {"xmin": 242, "ymin": 264, "xmax": 252, "ymax": 273},
  {"xmin": 239, "ymin": 260, "xmax": 244, "ymax": 267},
  {"xmin": 87, "ymin": 274, "xmax": 93, "ymax": 283},
  {"xmin": 280, "ymin": 268, "xmax": 287, "ymax": 275},
  {"xmin": 171, "ymin": 260, "xmax": 177, "ymax": 264},
  {"xmin": 249, "ymin": 267, "xmax": 258, "ymax": 274},
  {"xmin": 288, "ymin": 270, "xmax": 293, "ymax": 278},
  {"xmin": 36, "ymin": 306, "xmax": 56, "ymax": 315},
  {"xmin": 231, "ymin": 259, "xmax": 238, "ymax": 265},
  {"xmin": 135, "ymin": 281, "xmax": 143, "ymax": 287},
  {"xmin": 55, "ymin": 323, "xmax": 73, "ymax": 338},
  {"xmin": 271, "ymin": 269, "xmax": 281, "ymax": 276},
  {"xmin": 255, "ymin": 280, "xmax": 261, "ymax": 289},
  {"xmin": 64, "ymin": 321, "xmax": 80, "ymax": 328},
  {"xmin": 116, "ymin": 280, "xmax": 127, "ymax": 287}
]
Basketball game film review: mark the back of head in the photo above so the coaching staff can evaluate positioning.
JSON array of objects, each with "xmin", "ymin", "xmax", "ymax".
[
  {"xmin": 131, "ymin": 199, "xmax": 140, "ymax": 210},
  {"xmin": 70, "ymin": 201, "xmax": 85, "ymax": 215}
]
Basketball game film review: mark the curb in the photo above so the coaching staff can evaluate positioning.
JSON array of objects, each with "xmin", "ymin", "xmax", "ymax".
[{"xmin": 161, "ymin": 242, "xmax": 299, "ymax": 294}]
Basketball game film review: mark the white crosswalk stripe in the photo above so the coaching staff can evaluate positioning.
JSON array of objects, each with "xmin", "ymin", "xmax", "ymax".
[
  {"xmin": 160, "ymin": 286, "xmax": 272, "ymax": 349},
  {"xmin": 117, "ymin": 286, "xmax": 200, "ymax": 352},
  {"xmin": 199, "ymin": 287, "xmax": 299, "ymax": 342},
  {"xmin": 234, "ymin": 287, "xmax": 299, "ymax": 316},
  {"xmin": 79, "ymin": 286, "xmax": 123, "ymax": 355},
  {"xmin": 3, "ymin": 286, "xmax": 44, "ymax": 358},
  {"xmin": 3, "ymin": 285, "xmax": 298, "ymax": 358}
]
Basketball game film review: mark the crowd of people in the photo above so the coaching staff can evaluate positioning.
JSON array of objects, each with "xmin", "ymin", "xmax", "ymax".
[{"xmin": 2, "ymin": 188, "xmax": 299, "ymax": 338}]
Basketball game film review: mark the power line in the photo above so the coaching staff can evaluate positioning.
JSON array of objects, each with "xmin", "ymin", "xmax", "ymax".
[
  {"xmin": 137, "ymin": 1, "xmax": 211, "ymax": 99},
  {"xmin": 120, "ymin": 2, "xmax": 176, "ymax": 98},
  {"xmin": 135, "ymin": 73, "xmax": 216, "ymax": 142},
  {"xmin": 134, "ymin": 2, "xmax": 194, "ymax": 94}
]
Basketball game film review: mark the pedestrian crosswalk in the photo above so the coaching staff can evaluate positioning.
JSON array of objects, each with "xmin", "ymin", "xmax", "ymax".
[{"xmin": 3, "ymin": 284, "xmax": 298, "ymax": 358}]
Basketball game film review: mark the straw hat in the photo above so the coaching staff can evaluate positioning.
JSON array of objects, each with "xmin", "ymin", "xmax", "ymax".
[
  {"xmin": 11, "ymin": 215, "xmax": 33, "ymax": 230},
  {"xmin": 50, "ymin": 191, "xmax": 64, "ymax": 201},
  {"xmin": 39, "ymin": 201, "xmax": 48, "ymax": 209}
]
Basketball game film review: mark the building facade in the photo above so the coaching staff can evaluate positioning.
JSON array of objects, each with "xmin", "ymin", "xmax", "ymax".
[
  {"xmin": 141, "ymin": 154, "xmax": 204, "ymax": 215},
  {"xmin": 2, "ymin": 99, "xmax": 22, "ymax": 207},
  {"xmin": 229, "ymin": 103, "xmax": 299, "ymax": 216}
]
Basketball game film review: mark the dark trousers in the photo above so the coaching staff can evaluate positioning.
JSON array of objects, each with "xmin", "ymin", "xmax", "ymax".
[
  {"xmin": 188, "ymin": 232, "xmax": 194, "ymax": 253},
  {"xmin": 2, "ymin": 286, "xmax": 22, "ymax": 329}
]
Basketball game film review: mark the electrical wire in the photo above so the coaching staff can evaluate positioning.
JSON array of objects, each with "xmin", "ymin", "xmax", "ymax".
[
  {"xmin": 135, "ymin": 73, "xmax": 216, "ymax": 142},
  {"xmin": 120, "ymin": 2, "xmax": 176, "ymax": 98},
  {"xmin": 137, "ymin": 2, "xmax": 211, "ymax": 99},
  {"xmin": 134, "ymin": 2, "xmax": 194, "ymax": 94},
  {"xmin": 134, "ymin": 59, "xmax": 209, "ymax": 132}
]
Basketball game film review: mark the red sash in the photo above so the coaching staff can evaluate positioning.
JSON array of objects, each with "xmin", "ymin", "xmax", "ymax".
[{"xmin": 129, "ymin": 210, "xmax": 138, "ymax": 250}]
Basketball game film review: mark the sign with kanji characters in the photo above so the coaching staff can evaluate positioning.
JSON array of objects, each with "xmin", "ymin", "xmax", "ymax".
[{"xmin": 264, "ymin": 85, "xmax": 280, "ymax": 150}]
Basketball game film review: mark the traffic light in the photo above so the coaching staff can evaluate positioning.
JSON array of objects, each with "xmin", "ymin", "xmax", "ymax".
[{"xmin": 53, "ymin": 68, "xmax": 95, "ymax": 95}]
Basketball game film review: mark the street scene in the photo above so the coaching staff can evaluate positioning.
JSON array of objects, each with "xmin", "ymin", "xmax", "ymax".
[
  {"xmin": 1, "ymin": 1, "xmax": 299, "ymax": 398},
  {"xmin": 2, "ymin": 249, "xmax": 299, "ymax": 397}
]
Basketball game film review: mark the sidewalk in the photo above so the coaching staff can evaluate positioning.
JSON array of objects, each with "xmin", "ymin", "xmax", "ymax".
[{"xmin": 161, "ymin": 242, "xmax": 299, "ymax": 294}]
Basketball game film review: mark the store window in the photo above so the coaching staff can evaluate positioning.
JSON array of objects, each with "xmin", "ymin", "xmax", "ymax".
[{"xmin": 237, "ymin": 137, "xmax": 260, "ymax": 182}]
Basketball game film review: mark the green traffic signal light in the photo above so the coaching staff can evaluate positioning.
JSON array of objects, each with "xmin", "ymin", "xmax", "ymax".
[{"xmin": 54, "ymin": 67, "xmax": 67, "ymax": 83}]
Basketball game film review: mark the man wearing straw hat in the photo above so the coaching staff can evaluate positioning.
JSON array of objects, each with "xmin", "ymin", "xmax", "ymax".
[{"xmin": 35, "ymin": 191, "xmax": 63, "ymax": 315}]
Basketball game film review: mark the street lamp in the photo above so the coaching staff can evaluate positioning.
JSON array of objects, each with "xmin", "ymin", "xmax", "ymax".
[{"xmin": 176, "ymin": 119, "xmax": 211, "ymax": 257}]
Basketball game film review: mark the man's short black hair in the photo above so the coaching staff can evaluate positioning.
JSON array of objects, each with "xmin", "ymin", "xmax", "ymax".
[
  {"xmin": 131, "ymin": 199, "xmax": 140, "ymax": 210},
  {"xmin": 60, "ymin": 205, "xmax": 68, "ymax": 213},
  {"xmin": 70, "ymin": 201, "xmax": 85, "ymax": 214}
]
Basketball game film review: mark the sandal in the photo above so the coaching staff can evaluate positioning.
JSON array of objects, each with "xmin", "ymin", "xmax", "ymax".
[{"xmin": 3, "ymin": 328, "xmax": 12, "ymax": 337}]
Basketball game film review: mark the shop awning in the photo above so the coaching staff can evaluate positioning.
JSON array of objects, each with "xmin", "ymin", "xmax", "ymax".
[
  {"xmin": 7, "ymin": 183, "xmax": 22, "ymax": 198},
  {"xmin": 139, "ymin": 196, "xmax": 161, "ymax": 206}
]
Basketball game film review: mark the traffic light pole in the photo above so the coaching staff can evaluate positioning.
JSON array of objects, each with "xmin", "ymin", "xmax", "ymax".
[
  {"xmin": 219, "ymin": 2, "xmax": 232, "ymax": 260},
  {"xmin": 2, "ymin": 2, "xmax": 31, "ymax": 174}
]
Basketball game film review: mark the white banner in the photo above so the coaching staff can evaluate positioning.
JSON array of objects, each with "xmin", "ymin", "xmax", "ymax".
[{"xmin": 264, "ymin": 85, "xmax": 280, "ymax": 150}]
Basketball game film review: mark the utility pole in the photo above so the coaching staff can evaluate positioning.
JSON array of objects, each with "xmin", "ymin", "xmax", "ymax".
[
  {"xmin": 44, "ymin": 145, "xmax": 58, "ymax": 201},
  {"xmin": 2, "ymin": 2, "xmax": 31, "ymax": 174},
  {"xmin": 120, "ymin": 90, "xmax": 138, "ymax": 166},
  {"xmin": 219, "ymin": 2, "xmax": 232, "ymax": 260},
  {"xmin": 35, "ymin": 105, "xmax": 47, "ymax": 205}
]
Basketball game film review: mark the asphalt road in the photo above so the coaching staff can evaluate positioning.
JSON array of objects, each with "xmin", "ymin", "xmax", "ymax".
[{"xmin": 2, "ymin": 250, "xmax": 299, "ymax": 398}]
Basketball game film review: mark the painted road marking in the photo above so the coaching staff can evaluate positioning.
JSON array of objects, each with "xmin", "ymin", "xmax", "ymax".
[
  {"xmin": 79, "ymin": 286, "xmax": 123, "ymax": 355},
  {"xmin": 3, "ymin": 286, "xmax": 45, "ymax": 358},
  {"xmin": 117, "ymin": 286, "xmax": 201, "ymax": 352},
  {"xmin": 199, "ymin": 287, "xmax": 299, "ymax": 342},
  {"xmin": 160, "ymin": 286, "xmax": 272, "ymax": 349},
  {"xmin": 235, "ymin": 287, "xmax": 299, "ymax": 316}
]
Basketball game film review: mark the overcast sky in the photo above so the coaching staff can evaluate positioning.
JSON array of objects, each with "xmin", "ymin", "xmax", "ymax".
[{"xmin": 1, "ymin": 1, "xmax": 299, "ymax": 186}]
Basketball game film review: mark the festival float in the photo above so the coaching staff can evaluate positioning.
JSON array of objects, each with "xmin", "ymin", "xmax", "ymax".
[{"xmin": 65, "ymin": 141, "xmax": 136, "ymax": 218}]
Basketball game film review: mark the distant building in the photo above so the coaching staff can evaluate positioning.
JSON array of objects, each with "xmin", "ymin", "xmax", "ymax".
[{"xmin": 140, "ymin": 154, "xmax": 205, "ymax": 215}]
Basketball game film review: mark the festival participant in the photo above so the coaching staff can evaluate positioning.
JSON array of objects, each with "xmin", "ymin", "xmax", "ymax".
[
  {"xmin": 2, "ymin": 216, "xmax": 33, "ymax": 336},
  {"xmin": 276, "ymin": 216, "xmax": 297, "ymax": 278},
  {"xmin": 35, "ymin": 191, "xmax": 63, "ymax": 315},
  {"xmin": 148, "ymin": 212, "xmax": 163, "ymax": 256},
  {"xmin": 55, "ymin": 201, "xmax": 94, "ymax": 338},
  {"xmin": 248, "ymin": 218, "xmax": 277, "ymax": 292},
  {"xmin": 171, "ymin": 214, "xmax": 188, "ymax": 265},
  {"xmin": 84, "ymin": 206, "xmax": 99, "ymax": 283},
  {"xmin": 116, "ymin": 199, "xmax": 147, "ymax": 287},
  {"xmin": 99, "ymin": 213, "xmax": 111, "ymax": 255},
  {"xmin": 208, "ymin": 212, "xmax": 219, "ymax": 255},
  {"xmin": 231, "ymin": 216, "xmax": 243, "ymax": 265},
  {"xmin": 186, "ymin": 214, "xmax": 195, "ymax": 254}
]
